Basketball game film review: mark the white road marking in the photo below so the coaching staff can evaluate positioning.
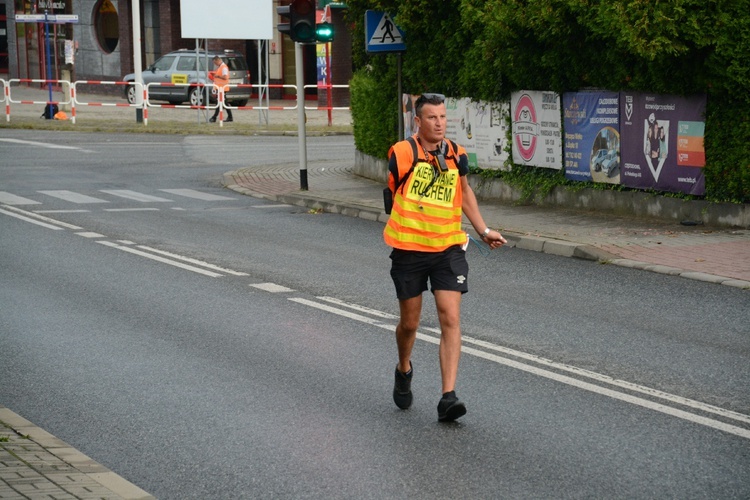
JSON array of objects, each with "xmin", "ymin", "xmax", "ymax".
[
  {"xmin": 34, "ymin": 210, "xmax": 90, "ymax": 214},
  {"xmin": 0, "ymin": 191, "xmax": 41, "ymax": 206},
  {"xmin": 0, "ymin": 138, "xmax": 93, "ymax": 152},
  {"xmin": 0, "ymin": 205, "xmax": 82, "ymax": 229},
  {"xmin": 159, "ymin": 189, "xmax": 237, "ymax": 201},
  {"xmin": 289, "ymin": 296, "xmax": 750, "ymax": 440},
  {"xmin": 76, "ymin": 232, "xmax": 106, "ymax": 238},
  {"xmin": 104, "ymin": 208, "xmax": 160, "ymax": 212},
  {"xmin": 96, "ymin": 241, "xmax": 224, "ymax": 277},
  {"xmin": 136, "ymin": 245, "xmax": 248, "ymax": 276},
  {"xmin": 100, "ymin": 190, "xmax": 173, "ymax": 202},
  {"xmin": 250, "ymin": 283, "xmax": 295, "ymax": 293},
  {"xmin": 38, "ymin": 190, "xmax": 109, "ymax": 204},
  {"xmin": 0, "ymin": 208, "xmax": 64, "ymax": 230}
]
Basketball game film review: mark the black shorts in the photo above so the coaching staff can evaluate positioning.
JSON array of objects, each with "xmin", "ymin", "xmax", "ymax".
[{"xmin": 389, "ymin": 245, "xmax": 469, "ymax": 300}]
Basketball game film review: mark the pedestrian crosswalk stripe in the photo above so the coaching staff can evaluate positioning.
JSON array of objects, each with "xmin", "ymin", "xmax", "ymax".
[
  {"xmin": 159, "ymin": 189, "xmax": 237, "ymax": 201},
  {"xmin": 100, "ymin": 190, "xmax": 173, "ymax": 202},
  {"xmin": 0, "ymin": 191, "xmax": 41, "ymax": 205},
  {"xmin": 38, "ymin": 190, "xmax": 109, "ymax": 204},
  {"xmin": 1, "ymin": 188, "xmax": 239, "ymax": 206}
]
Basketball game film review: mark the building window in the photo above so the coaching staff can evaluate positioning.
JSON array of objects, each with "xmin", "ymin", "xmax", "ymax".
[{"xmin": 94, "ymin": 0, "xmax": 118, "ymax": 53}]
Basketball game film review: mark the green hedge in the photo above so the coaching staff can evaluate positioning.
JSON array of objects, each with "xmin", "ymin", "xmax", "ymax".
[
  {"xmin": 345, "ymin": 0, "xmax": 749, "ymax": 203},
  {"xmin": 349, "ymin": 70, "xmax": 399, "ymax": 159}
]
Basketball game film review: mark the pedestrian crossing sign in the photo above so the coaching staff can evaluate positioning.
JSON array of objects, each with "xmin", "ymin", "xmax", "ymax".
[{"xmin": 365, "ymin": 10, "xmax": 406, "ymax": 53}]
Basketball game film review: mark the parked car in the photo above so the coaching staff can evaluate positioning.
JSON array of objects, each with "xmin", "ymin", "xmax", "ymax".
[{"xmin": 123, "ymin": 49, "xmax": 251, "ymax": 107}]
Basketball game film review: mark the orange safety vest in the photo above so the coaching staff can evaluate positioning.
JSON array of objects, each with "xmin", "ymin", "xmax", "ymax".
[
  {"xmin": 213, "ymin": 62, "xmax": 230, "ymax": 91},
  {"xmin": 383, "ymin": 135, "xmax": 468, "ymax": 252}
]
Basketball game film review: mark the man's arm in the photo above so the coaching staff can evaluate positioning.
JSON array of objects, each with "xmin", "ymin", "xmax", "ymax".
[{"xmin": 461, "ymin": 176, "xmax": 506, "ymax": 248}]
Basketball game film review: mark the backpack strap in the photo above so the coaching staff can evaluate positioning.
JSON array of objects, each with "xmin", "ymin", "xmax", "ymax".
[{"xmin": 392, "ymin": 136, "xmax": 420, "ymax": 194}]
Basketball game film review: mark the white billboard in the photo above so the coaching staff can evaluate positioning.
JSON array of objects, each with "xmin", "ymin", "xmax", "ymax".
[{"xmin": 180, "ymin": 0, "xmax": 273, "ymax": 40}]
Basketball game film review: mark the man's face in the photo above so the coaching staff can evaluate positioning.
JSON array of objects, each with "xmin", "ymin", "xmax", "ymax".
[
  {"xmin": 213, "ymin": 58, "xmax": 222, "ymax": 68},
  {"xmin": 415, "ymin": 102, "xmax": 447, "ymax": 145}
]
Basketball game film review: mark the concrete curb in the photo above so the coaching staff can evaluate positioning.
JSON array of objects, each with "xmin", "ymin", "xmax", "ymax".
[{"xmin": 0, "ymin": 407, "xmax": 155, "ymax": 500}]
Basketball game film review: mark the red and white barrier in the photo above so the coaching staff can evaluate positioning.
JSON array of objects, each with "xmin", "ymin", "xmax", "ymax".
[
  {"xmin": 224, "ymin": 84, "xmax": 298, "ymax": 111},
  {"xmin": 6, "ymin": 78, "xmax": 72, "ymax": 120},
  {"xmin": 1, "ymin": 79, "xmax": 350, "ymax": 126},
  {"xmin": 72, "ymin": 80, "xmax": 143, "ymax": 125}
]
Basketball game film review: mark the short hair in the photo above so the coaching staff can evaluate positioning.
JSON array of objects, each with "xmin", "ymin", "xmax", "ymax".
[
  {"xmin": 415, "ymin": 93, "xmax": 446, "ymax": 117},
  {"xmin": 213, "ymin": 55, "xmax": 222, "ymax": 61}
]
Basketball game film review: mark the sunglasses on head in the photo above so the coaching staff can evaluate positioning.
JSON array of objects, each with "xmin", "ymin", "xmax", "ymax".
[{"xmin": 417, "ymin": 93, "xmax": 446, "ymax": 104}]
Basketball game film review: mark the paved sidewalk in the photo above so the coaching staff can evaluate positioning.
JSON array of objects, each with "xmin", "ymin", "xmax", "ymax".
[
  {"xmin": 0, "ymin": 407, "xmax": 154, "ymax": 500},
  {"xmin": 224, "ymin": 164, "xmax": 750, "ymax": 289}
]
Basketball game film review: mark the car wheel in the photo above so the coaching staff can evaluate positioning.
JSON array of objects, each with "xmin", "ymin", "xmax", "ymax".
[
  {"xmin": 189, "ymin": 87, "xmax": 205, "ymax": 106},
  {"xmin": 125, "ymin": 83, "xmax": 137, "ymax": 105},
  {"xmin": 233, "ymin": 99, "xmax": 249, "ymax": 107}
]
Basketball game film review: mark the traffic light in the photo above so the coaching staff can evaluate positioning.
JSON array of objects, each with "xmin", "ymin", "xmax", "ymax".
[
  {"xmin": 277, "ymin": 0, "xmax": 316, "ymax": 43},
  {"xmin": 315, "ymin": 22, "xmax": 334, "ymax": 43}
]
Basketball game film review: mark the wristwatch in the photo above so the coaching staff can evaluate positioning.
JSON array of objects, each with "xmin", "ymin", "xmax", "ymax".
[{"xmin": 482, "ymin": 227, "xmax": 491, "ymax": 238}]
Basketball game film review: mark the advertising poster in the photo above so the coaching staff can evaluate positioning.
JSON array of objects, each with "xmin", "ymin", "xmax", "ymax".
[
  {"xmin": 402, "ymin": 94, "xmax": 418, "ymax": 139},
  {"xmin": 472, "ymin": 100, "xmax": 510, "ymax": 171},
  {"xmin": 402, "ymin": 95, "xmax": 509, "ymax": 170},
  {"xmin": 446, "ymin": 97, "xmax": 477, "ymax": 168},
  {"xmin": 563, "ymin": 92, "xmax": 620, "ymax": 184},
  {"xmin": 316, "ymin": 43, "xmax": 329, "ymax": 88},
  {"xmin": 511, "ymin": 90, "xmax": 563, "ymax": 170},
  {"xmin": 620, "ymin": 92, "xmax": 707, "ymax": 195}
]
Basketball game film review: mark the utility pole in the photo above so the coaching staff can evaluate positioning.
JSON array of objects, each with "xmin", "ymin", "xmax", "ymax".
[{"xmin": 132, "ymin": 0, "xmax": 143, "ymax": 122}]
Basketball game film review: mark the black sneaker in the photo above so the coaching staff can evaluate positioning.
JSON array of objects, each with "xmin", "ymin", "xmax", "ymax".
[
  {"xmin": 209, "ymin": 117, "xmax": 217, "ymax": 123},
  {"xmin": 437, "ymin": 391, "xmax": 466, "ymax": 422},
  {"xmin": 393, "ymin": 363, "xmax": 413, "ymax": 410},
  {"xmin": 225, "ymin": 117, "xmax": 233, "ymax": 122}
]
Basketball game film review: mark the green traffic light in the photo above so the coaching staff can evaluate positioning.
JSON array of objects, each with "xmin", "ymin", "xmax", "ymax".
[{"xmin": 316, "ymin": 22, "xmax": 334, "ymax": 42}]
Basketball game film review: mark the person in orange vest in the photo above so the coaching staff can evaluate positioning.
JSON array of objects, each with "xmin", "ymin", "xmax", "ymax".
[
  {"xmin": 384, "ymin": 93, "xmax": 507, "ymax": 422},
  {"xmin": 209, "ymin": 55, "xmax": 233, "ymax": 123}
]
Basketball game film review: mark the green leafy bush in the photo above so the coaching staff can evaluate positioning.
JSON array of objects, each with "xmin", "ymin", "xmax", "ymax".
[{"xmin": 346, "ymin": 0, "xmax": 749, "ymax": 203}]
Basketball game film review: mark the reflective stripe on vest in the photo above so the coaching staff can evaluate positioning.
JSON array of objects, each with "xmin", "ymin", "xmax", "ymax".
[{"xmin": 384, "ymin": 138, "xmax": 467, "ymax": 252}]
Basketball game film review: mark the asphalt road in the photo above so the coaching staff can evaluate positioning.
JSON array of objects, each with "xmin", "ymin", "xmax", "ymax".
[{"xmin": 1, "ymin": 131, "xmax": 749, "ymax": 498}]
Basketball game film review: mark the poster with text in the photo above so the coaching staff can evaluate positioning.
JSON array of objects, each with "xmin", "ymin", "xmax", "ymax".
[
  {"xmin": 511, "ymin": 90, "xmax": 563, "ymax": 169},
  {"xmin": 402, "ymin": 95, "xmax": 510, "ymax": 170},
  {"xmin": 563, "ymin": 92, "xmax": 621, "ymax": 184},
  {"xmin": 446, "ymin": 98, "xmax": 478, "ymax": 168},
  {"xmin": 620, "ymin": 92, "xmax": 706, "ymax": 195},
  {"xmin": 472, "ymin": 100, "xmax": 510, "ymax": 170}
]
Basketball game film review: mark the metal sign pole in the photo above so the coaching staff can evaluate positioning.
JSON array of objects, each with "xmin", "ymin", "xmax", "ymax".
[
  {"xmin": 131, "ymin": 0, "xmax": 143, "ymax": 122},
  {"xmin": 397, "ymin": 52, "xmax": 403, "ymax": 140},
  {"xmin": 296, "ymin": 41, "xmax": 308, "ymax": 191},
  {"xmin": 44, "ymin": 11, "xmax": 53, "ymax": 117}
]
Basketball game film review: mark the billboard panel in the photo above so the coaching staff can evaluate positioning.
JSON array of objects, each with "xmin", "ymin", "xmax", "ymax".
[
  {"xmin": 620, "ymin": 92, "xmax": 707, "ymax": 195},
  {"xmin": 511, "ymin": 90, "xmax": 563, "ymax": 170},
  {"xmin": 180, "ymin": 0, "xmax": 273, "ymax": 40},
  {"xmin": 563, "ymin": 92, "xmax": 620, "ymax": 184}
]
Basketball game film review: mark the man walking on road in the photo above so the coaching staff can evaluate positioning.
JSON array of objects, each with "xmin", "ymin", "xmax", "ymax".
[
  {"xmin": 384, "ymin": 93, "xmax": 506, "ymax": 422},
  {"xmin": 209, "ymin": 55, "xmax": 233, "ymax": 123}
]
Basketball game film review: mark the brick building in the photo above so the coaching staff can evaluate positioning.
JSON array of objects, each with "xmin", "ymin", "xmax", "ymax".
[{"xmin": 2, "ymin": 0, "xmax": 351, "ymax": 104}]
